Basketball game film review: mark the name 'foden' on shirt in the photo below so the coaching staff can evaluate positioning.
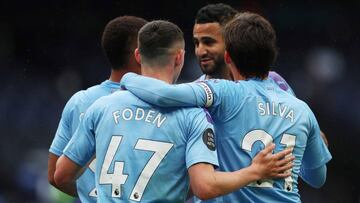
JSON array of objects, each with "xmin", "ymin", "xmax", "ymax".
[{"xmin": 112, "ymin": 108, "xmax": 167, "ymax": 128}]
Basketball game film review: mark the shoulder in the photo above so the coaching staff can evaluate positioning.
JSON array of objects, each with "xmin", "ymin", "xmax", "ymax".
[
  {"xmin": 176, "ymin": 107, "xmax": 211, "ymax": 123},
  {"xmin": 67, "ymin": 83, "xmax": 102, "ymax": 105},
  {"xmin": 91, "ymin": 90, "xmax": 139, "ymax": 107},
  {"xmin": 199, "ymin": 79, "xmax": 245, "ymax": 92},
  {"xmin": 287, "ymin": 95, "xmax": 315, "ymax": 122}
]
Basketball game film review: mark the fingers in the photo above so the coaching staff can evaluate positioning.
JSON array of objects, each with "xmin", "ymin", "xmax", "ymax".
[
  {"xmin": 261, "ymin": 143, "xmax": 276, "ymax": 155},
  {"xmin": 273, "ymin": 147, "xmax": 293, "ymax": 160},
  {"xmin": 276, "ymin": 155, "xmax": 295, "ymax": 167},
  {"xmin": 274, "ymin": 171, "xmax": 292, "ymax": 178},
  {"xmin": 277, "ymin": 162, "xmax": 294, "ymax": 173}
]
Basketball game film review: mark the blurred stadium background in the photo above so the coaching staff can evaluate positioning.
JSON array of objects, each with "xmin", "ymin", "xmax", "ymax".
[{"xmin": 0, "ymin": 0, "xmax": 359, "ymax": 202}]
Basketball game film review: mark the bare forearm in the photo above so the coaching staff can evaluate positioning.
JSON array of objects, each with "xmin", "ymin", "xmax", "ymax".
[
  {"xmin": 190, "ymin": 164, "xmax": 260, "ymax": 200},
  {"xmin": 54, "ymin": 155, "xmax": 83, "ymax": 197},
  {"xmin": 210, "ymin": 166, "xmax": 259, "ymax": 198},
  {"xmin": 189, "ymin": 145, "xmax": 294, "ymax": 200},
  {"xmin": 54, "ymin": 181, "xmax": 78, "ymax": 197}
]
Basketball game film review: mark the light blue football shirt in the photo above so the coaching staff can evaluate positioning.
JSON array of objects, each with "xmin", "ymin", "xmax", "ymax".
[
  {"xmin": 49, "ymin": 80, "xmax": 120, "ymax": 202},
  {"xmin": 197, "ymin": 71, "xmax": 296, "ymax": 96},
  {"xmin": 63, "ymin": 90, "xmax": 218, "ymax": 202},
  {"xmin": 120, "ymin": 73, "xmax": 332, "ymax": 203}
]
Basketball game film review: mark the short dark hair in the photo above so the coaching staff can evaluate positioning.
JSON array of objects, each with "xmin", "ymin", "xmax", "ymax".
[
  {"xmin": 101, "ymin": 16, "xmax": 147, "ymax": 70},
  {"xmin": 224, "ymin": 12, "xmax": 278, "ymax": 78},
  {"xmin": 195, "ymin": 3, "xmax": 238, "ymax": 26},
  {"xmin": 138, "ymin": 20, "xmax": 184, "ymax": 66}
]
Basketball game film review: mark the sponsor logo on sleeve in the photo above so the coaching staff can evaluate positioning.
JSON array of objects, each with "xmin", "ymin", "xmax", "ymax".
[{"xmin": 202, "ymin": 128, "xmax": 216, "ymax": 151}]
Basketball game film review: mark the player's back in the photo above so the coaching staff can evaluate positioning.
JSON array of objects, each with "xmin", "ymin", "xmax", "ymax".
[
  {"xmin": 91, "ymin": 90, "xmax": 216, "ymax": 202},
  {"xmin": 208, "ymin": 78, "xmax": 328, "ymax": 203},
  {"xmin": 50, "ymin": 80, "xmax": 120, "ymax": 201}
]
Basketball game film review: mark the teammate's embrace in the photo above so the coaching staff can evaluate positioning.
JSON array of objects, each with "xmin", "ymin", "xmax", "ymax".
[
  {"xmin": 120, "ymin": 12, "xmax": 332, "ymax": 202},
  {"xmin": 54, "ymin": 20, "xmax": 294, "ymax": 202}
]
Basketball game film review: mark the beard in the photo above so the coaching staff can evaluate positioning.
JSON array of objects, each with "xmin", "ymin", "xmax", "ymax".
[{"xmin": 198, "ymin": 55, "xmax": 227, "ymax": 76}]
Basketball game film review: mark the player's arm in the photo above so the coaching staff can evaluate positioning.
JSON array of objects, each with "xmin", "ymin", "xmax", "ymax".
[
  {"xmin": 320, "ymin": 130, "xmax": 328, "ymax": 146},
  {"xmin": 300, "ymin": 109, "xmax": 332, "ymax": 188},
  {"xmin": 184, "ymin": 109, "xmax": 294, "ymax": 200},
  {"xmin": 300, "ymin": 165, "xmax": 327, "ymax": 188},
  {"xmin": 120, "ymin": 73, "xmax": 209, "ymax": 107},
  {"xmin": 48, "ymin": 153, "xmax": 60, "ymax": 187},
  {"xmin": 189, "ymin": 144, "xmax": 294, "ymax": 200},
  {"xmin": 269, "ymin": 71, "xmax": 329, "ymax": 146},
  {"xmin": 54, "ymin": 107, "xmax": 96, "ymax": 196},
  {"xmin": 48, "ymin": 96, "xmax": 77, "ymax": 188},
  {"xmin": 54, "ymin": 155, "xmax": 81, "ymax": 196},
  {"xmin": 268, "ymin": 71, "xmax": 296, "ymax": 96}
]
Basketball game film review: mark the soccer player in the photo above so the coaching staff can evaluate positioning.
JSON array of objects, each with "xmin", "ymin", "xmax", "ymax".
[
  {"xmin": 193, "ymin": 3, "xmax": 328, "ymax": 146},
  {"xmin": 119, "ymin": 13, "xmax": 332, "ymax": 202},
  {"xmin": 48, "ymin": 16, "xmax": 147, "ymax": 202},
  {"xmin": 193, "ymin": 3, "xmax": 296, "ymax": 93},
  {"xmin": 54, "ymin": 20, "xmax": 294, "ymax": 202}
]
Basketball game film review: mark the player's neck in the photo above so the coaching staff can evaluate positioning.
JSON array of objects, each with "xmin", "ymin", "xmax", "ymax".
[
  {"xmin": 109, "ymin": 67, "xmax": 138, "ymax": 83},
  {"xmin": 141, "ymin": 65, "xmax": 174, "ymax": 84},
  {"xmin": 206, "ymin": 65, "xmax": 232, "ymax": 80}
]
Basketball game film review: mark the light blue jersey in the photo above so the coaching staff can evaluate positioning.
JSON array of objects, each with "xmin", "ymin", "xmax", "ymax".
[
  {"xmin": 120, "ymin": 73, "xmax": 332, "ymax": 203},
  {"xmin": 197, "ymin": 71, "xmax": 296, "ymax": 96},
  {"xmin": 49, "ymin": 80, "xmax": 120, "ymax": 202},
  {"xmin": 63, "ymin": 90, "xmax": 218, "ymax": 202}
]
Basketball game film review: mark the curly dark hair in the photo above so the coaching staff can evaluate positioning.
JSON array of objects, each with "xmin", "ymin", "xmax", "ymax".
[{"xmin": 101, "ymin": 16, "xmax": 147, "ymax": 70}]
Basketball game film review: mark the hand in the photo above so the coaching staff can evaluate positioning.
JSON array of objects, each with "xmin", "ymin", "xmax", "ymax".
[{"xmin": 251, "ymin": 143, "xmax": 295, "ymax": 180}]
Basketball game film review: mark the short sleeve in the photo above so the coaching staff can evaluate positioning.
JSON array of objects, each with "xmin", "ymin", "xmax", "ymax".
[
  {"xmin": 49, "ymin": 93, "xmax": 80, "ymax": 156},
  {"xmin": 302, "ymin": 110, "xmax": 332, "ymax": 169},
  {"xmin": 185, "ymin": 108, "xmax": 218, "ymax": 168},
  {"xmin": 63, "ymin": 105, "xmax": 96, "ymax": 166},
  {"xmin": 193, "ymin": 79, "xmax": 246, "ymax": 122},
  {"xmin": 268, "ymin": 71, "xmax": 296, "ymax": 96}
]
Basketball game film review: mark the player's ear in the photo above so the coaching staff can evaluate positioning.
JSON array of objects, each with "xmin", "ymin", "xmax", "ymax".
[
  {"xmin": 134, "ymin": 48, "xmax": 141, "ymax": 64},
  {"xmin": 174, "ymin": 49, "xmax": 185, "ymax": 68},
  {"xmin": 225, "ymin": 50, "xmax": 240, "ymax": 80},
  {"xmin": 224, "ymin": 51, "xmax": 232, "ymax": 65}
]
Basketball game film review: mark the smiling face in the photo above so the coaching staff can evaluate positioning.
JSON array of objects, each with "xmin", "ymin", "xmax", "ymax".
[{"xmin": 193, "ymin": 22, "xmax": 227, "ymax": 78}]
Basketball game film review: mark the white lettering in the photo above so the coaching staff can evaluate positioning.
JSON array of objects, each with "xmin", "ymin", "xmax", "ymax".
[
  {"xmin": 279, "ymin": 105, "xmax": 287, "ymax": 117},
  {"xmin": 258, "ymin": 103, "xmax": 265, "ymax": 116},
  {"xmin": 153, "ymin": 113, "xmax": 167, "ymax": 128},
  {"xmin": 257, "ymin": 102, "xmax": 295, "ymax": 122},
  {"xmin": 135, "ymin": 108, "xmax": 145, "ymax": 120},
  {"xmin": 113, "ymin": 111, "xmax": 121, "ymax": 124},
  {"xmin": 272, "ymin": 102, "xmax": 277, "ymax": 116},
  {"xmin": 145, "ymin": 110, "xmax": 155, "ymax": 123},
  {"xmin": 122, "ymin": 108, "xmax": 133, "ymax": 120},
  {"xmin": 285, "ymin": 110, "xmax": 294, "ymax": 123},
  {"xmin": 266, "ymin": 102, "xmax": 270, "ymax": 115},
  {"xmin": 113, "ymin": 108, "xmax": 167, "ymax": 127}
]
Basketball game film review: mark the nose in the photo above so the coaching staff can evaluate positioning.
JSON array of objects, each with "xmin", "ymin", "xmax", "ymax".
[{"xmin": 196, "ymin": 43, "xmax": 208, "ymax": 57}]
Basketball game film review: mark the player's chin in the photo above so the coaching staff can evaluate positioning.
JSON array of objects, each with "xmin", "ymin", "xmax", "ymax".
[{"xmin": 200, "ymin": 65, "xmax": 216, "ymax": 75}]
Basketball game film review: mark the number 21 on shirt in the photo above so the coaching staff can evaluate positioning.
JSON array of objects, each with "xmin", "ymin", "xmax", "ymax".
[{"xmin": 241, "ymin": 129, "xmax": 296, "ymax": 191}]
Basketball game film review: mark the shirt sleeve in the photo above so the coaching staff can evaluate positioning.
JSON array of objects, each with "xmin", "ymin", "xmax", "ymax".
[
  {"xmin": 120, "ymin": 73, "xmax": 208, "ymax": 107},
  {"xmin": 268, "ymin": 71, "xmax": 296, "ymax": 96},
  {"xmin": 301, "ymin": 109, "xmax": 332, "ymax": 169},
  {"xmin": 185, "ymin": 108, "xmax": 218, "ymax": 169},
  {"xmin": 120, "ymin": 73, "xmax": 245, "ymax": 122},
  {"xmin": 300, "ymin": 164, "xmax": 327, "ymax": 188},
  {"xmin": 63, "ymin": 105, "xmax": 96, "ymax": 166},
  {"xmin": 49, "ymin": 93, "xmax": 80, "ymax": 156}
]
